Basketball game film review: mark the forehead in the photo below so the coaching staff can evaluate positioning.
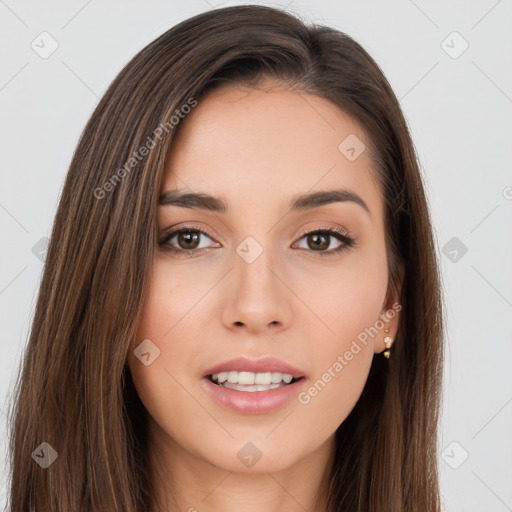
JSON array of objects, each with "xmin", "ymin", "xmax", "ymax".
[{"xmin": 162, "ymin": 81, "xmax": 383, "ymax": 220}]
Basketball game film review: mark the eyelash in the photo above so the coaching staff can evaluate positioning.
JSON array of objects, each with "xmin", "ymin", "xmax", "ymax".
[{"xmin": 159, "ymin": 223, "xmax": 356, "ymax": 258}]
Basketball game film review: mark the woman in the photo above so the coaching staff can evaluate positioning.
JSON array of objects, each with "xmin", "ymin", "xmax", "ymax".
[{"xmin": 6, "ymin": 4, "xmax": 444, "ymax": 511}]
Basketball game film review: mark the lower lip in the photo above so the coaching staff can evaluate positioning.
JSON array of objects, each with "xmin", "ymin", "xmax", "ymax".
[{"xmin": 201, "ymin": 376, "xmax": 307, "ymax": 414}]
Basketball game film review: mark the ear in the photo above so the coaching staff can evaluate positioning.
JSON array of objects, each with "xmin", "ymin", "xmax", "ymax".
[{"xmin": 374, "ymin": 263, "xmax": 404, "ymax": 355}]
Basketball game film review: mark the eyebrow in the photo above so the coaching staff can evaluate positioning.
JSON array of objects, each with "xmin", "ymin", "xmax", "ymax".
[{"xmin": 159, "ymin": 189, "xmax": 370, "ymax": 216}]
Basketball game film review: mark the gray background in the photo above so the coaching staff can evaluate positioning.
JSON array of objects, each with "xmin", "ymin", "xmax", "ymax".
[{"xmin": 1, "ymin": 0, "xmax": 511, "ymax": 510}]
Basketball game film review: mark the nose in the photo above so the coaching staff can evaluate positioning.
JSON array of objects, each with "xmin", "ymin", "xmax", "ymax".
[{"xmin": 220, "ymin": 241, "xmax": 292, "ymax": 334}]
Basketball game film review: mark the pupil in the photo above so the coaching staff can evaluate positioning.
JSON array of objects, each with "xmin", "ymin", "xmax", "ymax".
[
  {"xmin": 179, "ymin": 231, "xmax": 199, "ymax": 249},
  {"xmin": 309, "ymin": 233, "xmax": 328, "ymax": 251}
]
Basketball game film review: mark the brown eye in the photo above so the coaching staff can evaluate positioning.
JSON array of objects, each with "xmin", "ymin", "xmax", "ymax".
[
  {"xmin": 159, "ymin": 226, "xmax": 220, "ymax": 257},
  {"xmin": 294, "ymin": 228, "xmax": 356, "ymax": 256},
  {"xmin": 306, "ymin": 232, "xmax": 330, "ymax": 251},
  {"xmin": 176, "ymin": 231, "xmax": 201, "ymax": 250}
]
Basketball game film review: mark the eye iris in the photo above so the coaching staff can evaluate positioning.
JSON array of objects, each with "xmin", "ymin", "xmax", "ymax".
[
  {"xmin": 178, "ymin": 231, "xmax": 200, "ymax": 249},
  {"xmin": 308, "ymin": 233, "xmax": 329, "ymax": 251}
]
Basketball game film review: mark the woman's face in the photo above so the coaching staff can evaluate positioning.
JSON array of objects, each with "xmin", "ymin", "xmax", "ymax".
[{"xmin": 129, "ymin": 80, "xmax": 401, "ymax": 477}]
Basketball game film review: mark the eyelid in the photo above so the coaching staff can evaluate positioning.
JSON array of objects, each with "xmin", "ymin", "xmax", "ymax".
[
  {"xmin": 297, "ymin": 223, "xmax": 351, "ymax": 238},
  {"xmin": 159, "ymin": 221, "xmax": 351, "ymax": 238},
  {"xmin": 159, "ymin": 223, "xmax": 219, "ymax": 246}
]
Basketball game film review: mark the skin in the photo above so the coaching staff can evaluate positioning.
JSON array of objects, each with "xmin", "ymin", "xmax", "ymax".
[{"xmin": 128, "ymin": 79, "xmax": 403, "ymax": 512}]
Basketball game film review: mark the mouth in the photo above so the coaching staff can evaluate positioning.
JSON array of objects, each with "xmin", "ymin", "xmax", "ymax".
[
  {"xmin": 201, "ymin": 369, "xmax": 308, "ymax": 414},
  {"xmin": 206, "ymin": 371, "xmax": 305, "ymax": 393}
]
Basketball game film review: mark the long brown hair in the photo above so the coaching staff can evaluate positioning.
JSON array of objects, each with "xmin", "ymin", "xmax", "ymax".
[{"xmin": 6, "ymin": 5, "xmax": 444, "ymax": 511}]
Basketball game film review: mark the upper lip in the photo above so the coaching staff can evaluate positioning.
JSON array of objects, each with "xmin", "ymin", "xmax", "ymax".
[{"xmin": 202, "ymin": 356, "xmax": 306, "ymax": 379}]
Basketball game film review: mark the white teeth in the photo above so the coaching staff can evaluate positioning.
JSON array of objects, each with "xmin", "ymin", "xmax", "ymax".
[
  {"xmin": 211, "ymin": 371, "xmax": 295, "ymax": 386},
  {"xmin": 255, "ymin": 372, "xmax": 272, "ymax": 384},
  {"xmin": 222, "ymin": 382, "xmax": 285, "ymax": 392}
]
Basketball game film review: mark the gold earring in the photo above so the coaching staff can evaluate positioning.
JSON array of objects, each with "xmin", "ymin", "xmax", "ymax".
[{"xmin": 383, "ymin": 328, "xmax": 394, "ymax": 359}]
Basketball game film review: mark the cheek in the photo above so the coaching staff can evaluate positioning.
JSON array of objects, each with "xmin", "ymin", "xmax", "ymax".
[
  {"xmin": 129, "ymin": 260, "xmax": 215, "ymax": 441},
  {"xmin": 134, "ymin": 256, "xmax": 216, "ymax": 349},
  {"xmin": 128, "ymin": 356, "xmax": 220, "ymax": 472},
  {"xmin": 289, "ymin": 252, "xmax": 387, "ymax": 427},
  {"xmin": 293, "ymin": 246, "xmax": 388, "ymax": 343},
  {"xmin": 292, "ymin": 301, "xmax": 379, "ymax": 442}
]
